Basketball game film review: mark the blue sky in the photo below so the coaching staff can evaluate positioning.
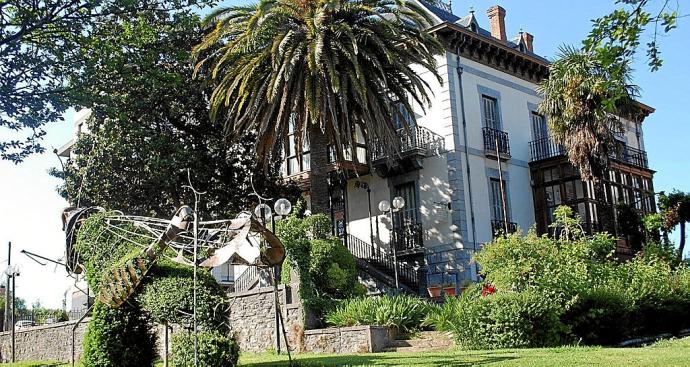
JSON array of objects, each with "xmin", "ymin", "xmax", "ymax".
[{"xmin": 0, "ymin": 0, "xmax": 688, "ymax": 308}]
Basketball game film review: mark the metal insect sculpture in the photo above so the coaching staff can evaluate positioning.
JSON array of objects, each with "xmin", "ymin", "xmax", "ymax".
[{"xmin": 62, "ymin": 206, "xmax": 285, "ymax": 308}]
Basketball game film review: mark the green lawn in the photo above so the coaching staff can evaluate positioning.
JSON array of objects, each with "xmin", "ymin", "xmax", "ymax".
[
  {"xmin": 3, "ymin": 338, "xmax": 690, "ymax": 367},
  {"xmin": 238, "ymin": 337, "xmax": 690, "ymax": 367}
]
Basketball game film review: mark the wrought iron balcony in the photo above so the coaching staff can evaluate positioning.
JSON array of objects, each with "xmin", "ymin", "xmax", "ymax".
[
  {"xmin": 529, "ymin": 138, "xmax": 566, "ymax": 162},
  {"xmin": 491, "ymin": 220, "xmax": 518, "ymax": 238},
  {"xmin": 392, "ymin": 223, "xmax": 424, "ymax": 254},
  {"xmin": 529, "ymin": 138, "xmax": 649, "ymax": 169},
  {"xmin": 612, "ymin": 146, "xmax": 649, "ymax": 169},
  {"xmin": 483, "ymin": 127, "xmax": 511, "ymax": 158},
  {"xmin": 371, "ymin": 125, "xmax": 445, "ymax": 162}
]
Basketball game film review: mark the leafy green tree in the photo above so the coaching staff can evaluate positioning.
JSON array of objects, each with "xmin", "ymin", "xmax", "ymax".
[
  {"xmin": 52, "ymin": 10, "xmax": 298, "ymax": 217},
  {"xmin": 193, "ymin": 0, "xmax": 442, "ymax": 213},
  {"xmin": 0, "ymin": 0, "xmax": 213, "ymax": 163},
  {"xmin": 658, "ymin": 190, "xmax": 690, "ymax": 259},
  {"xmin": 584, "ymin": 0, "xmax": 679, "ymax": 72}
]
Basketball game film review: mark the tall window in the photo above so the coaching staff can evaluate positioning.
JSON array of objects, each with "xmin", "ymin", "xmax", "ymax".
[
  {"xmin": 482, "ymin": 95, "xmax": 500, "ymax": 130},
  {"xmin": 531, "ymin": 112, "xmax": 548, "ymax": 140},
  {"xmin": 392, "ymin": 100, "xmax": 415, "ymax": 129},
  {"xmin": 489, "ymin": 178, "xmax": 509, "ymax": 221},
  {"xmin": 286, "ymin": 116, "xmax": 310, "ymax": 175},
  {"xmin": 394, "ymin": 182, "xmax": 419, "ymax": 226}
]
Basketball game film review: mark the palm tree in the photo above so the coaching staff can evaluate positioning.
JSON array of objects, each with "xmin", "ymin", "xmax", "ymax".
[
  {"xmin": 538, "ymin": 46, "xmax": 638, "ymax": 233},
  {"xmin": 193, "ymin": 0, "xmax": 442, "ymax": 214}
]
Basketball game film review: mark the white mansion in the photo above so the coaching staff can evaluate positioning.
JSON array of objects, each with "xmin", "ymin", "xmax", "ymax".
[{"xmin": 278, "ymin": 2, "xmax": 656, "ymax": 293}]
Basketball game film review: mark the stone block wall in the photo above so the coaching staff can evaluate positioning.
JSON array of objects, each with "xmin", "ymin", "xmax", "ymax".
[
  {"xmin": 0, "ymin": 318, "xmax": 89, "ymax": 363},
  {"xmin": 227, "ymin": 285, "xmax": 306, "ymax": 353},
  {"xmin": 304, "ymin": 326, "xmax": 392, "ymax": 354}
]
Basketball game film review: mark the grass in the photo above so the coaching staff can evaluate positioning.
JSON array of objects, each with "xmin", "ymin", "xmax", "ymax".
[
  {"xmin": 238, "ymin": 337, "xmax": 690, "ymax": 366},
  {"xmin": 3, "ymin": 337, "xmax": 690, "ymax": 367}
]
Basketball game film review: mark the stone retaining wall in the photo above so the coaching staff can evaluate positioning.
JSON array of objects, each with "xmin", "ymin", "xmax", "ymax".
[
  {"xmin": 0, "ymin": 318, "xmax": 90, "ymax": 363},
  {"xmin": 0, "ymin": 285, "xmax": 393, "ymax": 362},
  {"xmin": 227, "ymin": 285, "xmax": 306, "ymax": 353},
  {"xmin": 304, "ymin": 326, "xmax": 392, "ymax": 354}
]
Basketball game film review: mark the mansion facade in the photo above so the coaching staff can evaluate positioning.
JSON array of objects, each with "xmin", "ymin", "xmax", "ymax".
[{"xmin": 279, "ymin": 2, "xmax": 656, "ymax": 293}]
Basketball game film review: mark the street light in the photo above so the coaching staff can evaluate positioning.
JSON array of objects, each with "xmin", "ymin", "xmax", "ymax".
[
  {"xmin": 379, "ymin": 197, "xmax": 405, "ymax": 292},
  {"xmin": 253, "ymin": 198, "xmax": 292, "ymax": 358},
  {"xmin": 274, "ymin": 198, "xmax": 292, "ymax": 217},
  {"xmin": 4, "ymin": 264, "xmax": 21, "ymax": 363}
]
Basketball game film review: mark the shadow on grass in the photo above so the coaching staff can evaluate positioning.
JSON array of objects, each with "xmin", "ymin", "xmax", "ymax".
[{"xmin": 243, "ymin": 350, "xmax": 518, "ymax": 366}]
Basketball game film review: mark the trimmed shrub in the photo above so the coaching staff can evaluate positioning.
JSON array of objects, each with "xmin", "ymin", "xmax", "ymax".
[
  {"xmin": 81, "ymin": 302, "xmax": 157, "ymax": 367},
  {"xmin": 136, "ymin": 259, "xmax": 228, "ymax": 330},
  {"xmin": 172, "ymin": 330, "xmax": 240, "ymax": 367},
  {"xmin": 276, "ymin": 208, "xmax": 363, "ymax": 320},
  {"xmin": 309, "ymin": 238, "xmax": 360, "ymax": 299},
  {"xmin": 449, "ymin": 291, "xmax": 566, "ymax": 349},
  {"xmin": 563, "ymin": 288, "xmax": 631, "ymax": 345},
  {"xmin": 325, "ymin": 294, "xmax": 434, "ymax": 333}
]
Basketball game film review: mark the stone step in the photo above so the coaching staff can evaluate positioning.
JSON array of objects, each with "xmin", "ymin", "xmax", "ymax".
[
  {"xmin": 386, "ymin": 331, "xmax": 454, "ymax": 352},
  {"xmin": 392, "ymin": 338, "xmax": 453, "ymax": 348},
  {"xmin": 383, "ymin": 345, "xmax": 451, "ymax": 353}
]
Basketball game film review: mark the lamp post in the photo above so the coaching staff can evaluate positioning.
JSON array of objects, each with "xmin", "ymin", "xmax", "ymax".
[
  {"xmin": 379, "ymin": 197, "xmax": 405, "ymax": 291},
  {"xmin": 5, "ymin": 264, "xmax": 21, "ymax": 363},
  {"xmin": 254, "ymin": 198, "xmax": 292, "ymax": 357}
]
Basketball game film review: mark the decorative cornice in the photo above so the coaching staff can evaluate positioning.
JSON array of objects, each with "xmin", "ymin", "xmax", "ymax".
[
  {"xmin": 428, "ymin": 21, "xmax": 655, "ymax": 120},
  {"xmin": 429, "ymin": 21, "xmax": 550, "ymax": 84}
]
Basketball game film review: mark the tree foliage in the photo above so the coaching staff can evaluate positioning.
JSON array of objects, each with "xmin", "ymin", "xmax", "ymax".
[
  {"xmin": 0, "ymin": 0, "xmax": 213, "ymax": 163},
  {"xmin": 51, "ymin": 10, "xmax": 298, "ymax": 218},
  {"xmin": 194, "ymin": 0, "xmax": 443, "ymax": 213},
  {"xmin": 658, "ymin": 190, "xmax": 690, "ymax": 258},
  {"xmin": 584, "ymin": 0, "xmax": 679, "ymax": 72}
]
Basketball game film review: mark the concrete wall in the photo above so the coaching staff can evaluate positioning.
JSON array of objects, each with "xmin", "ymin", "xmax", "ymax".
[{"xmin": 0, "ymin": 318, "xmax": 89, "ymax": 363}]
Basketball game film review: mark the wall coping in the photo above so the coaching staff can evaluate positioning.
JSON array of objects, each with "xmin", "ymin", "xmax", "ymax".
[
  {"xmin": 0, "ymin": 317, "xmax": 90, "ymax": 337},
  {"xmin": 228, "ymin": 284, "xmax": 289, "ymax": 298},
  {"xmin": 304, "ymin": 325, "xmax": 388, "ymax": 336}
]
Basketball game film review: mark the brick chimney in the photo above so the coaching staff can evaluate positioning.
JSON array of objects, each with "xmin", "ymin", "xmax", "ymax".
[
  {"xmin": 486, "ymin": 5, "xmax": 507, "ymax": 44},
  {"xmin": 522, "ymin": 31, "xmax": 534, "ymax": 52}
]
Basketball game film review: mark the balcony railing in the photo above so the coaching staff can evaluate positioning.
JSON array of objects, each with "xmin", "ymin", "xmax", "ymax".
[
  {"xmin": 491, "ymin": 219, "xmax": 518, "ymax": 238},
  {"xmin": 612, "ymin": 146, "xmax": 649, "ymax": 169},
  {"xmin": 371, "ymin": 125, "xmax": 444, "ymax": 162},
  {"xmin": 345, "ymin": 234, "xmax": 422, "ymax": 291},
  {"xmin": 392, "ymin": 223, "xmax": 424, "ymax": 253},
  {"xmin": 483, "ymin": 127, "xmax": 511, "ymax": 158},
  {"xmin": 529, "ymin": 138, "xmax": 649, "ymax": 169},
  {"xmin": 529, "ymin": 138, "xmax": 566, "ymax": 162}
]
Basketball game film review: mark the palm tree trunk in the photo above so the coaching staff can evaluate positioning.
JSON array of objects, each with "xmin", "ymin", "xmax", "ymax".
[
  {"xmin": 594, "ymin": 180, "xmax": 614, "ymax": 234},
  {"xmin": 308, "ymin": 122, "xmax": 330, "ymax": 214},
  {"xmin": 679, "ymin": 221, "xmax": 686, "ymax": 260}
]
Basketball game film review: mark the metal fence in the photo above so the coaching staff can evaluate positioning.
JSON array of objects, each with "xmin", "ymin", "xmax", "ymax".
[{"xmin": 9, "ymin": 309, "xmax": 90, "ymax": 330}]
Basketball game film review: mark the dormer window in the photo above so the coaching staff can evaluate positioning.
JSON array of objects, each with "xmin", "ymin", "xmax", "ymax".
[{"xmin": 470, "ymin": 23, "xmax": 478, "ymax": 32}]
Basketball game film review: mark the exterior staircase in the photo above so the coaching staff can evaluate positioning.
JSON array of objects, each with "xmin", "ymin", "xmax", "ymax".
[
  {"xmin": 384, "ymin": 331, "xmax": 454, "ymax": 353},
  {"xmin": 344, "ymin": 234, "xmax": 424, "ymax": 295},
  {"xmin": 228, "ymin": 234, "xmax": 425, "ymax": 296}
]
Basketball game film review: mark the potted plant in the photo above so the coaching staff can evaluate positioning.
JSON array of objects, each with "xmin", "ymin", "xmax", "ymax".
[
  {"xmin": 459, "ymin": 279, "xmax": 473, "ymax": 293},
  {"xmin": 443, "ymin": 283, "xmax": 456, "ymax": 296},
  {"xmin": 427, "ymin": 284, "xmax": 442, "ymax": 297}
]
